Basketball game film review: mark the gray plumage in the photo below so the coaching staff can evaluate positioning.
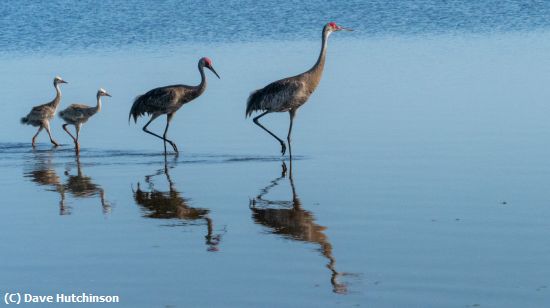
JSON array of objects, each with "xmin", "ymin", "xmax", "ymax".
[
  {"xmin": 129, "ymin": 57, "xmax": 220, "ymax": 154},
  {"xmin": 59, "ymin": 88, "xmax": 111, "ymax": 152},
  {"xmin": 59, "ymin": 104, "xmax": 98, "ymax": 124},
  {"xmin": 246, "ymin": 79, "xmax": 308, "ymax": 117},
  {"xmin": 129, "ymin": 84, "xmax": 200, "ymax": 123},
  {"xmin": 246, "ymin": 22, "xmax": 352, "ymax": 156},
  {"xmin": 21, "ymin": 76, "xmax": 67, "ymax": 146}
]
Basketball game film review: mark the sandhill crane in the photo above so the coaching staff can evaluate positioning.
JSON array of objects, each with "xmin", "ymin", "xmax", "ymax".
[
  {"xmin": 21, "ymin": 76, "xmax": 68, "ymax": 147},
  {"xmin": 129, "ymin": 57, "xmax": 220, "ymax": 154},
  {"xmin": 132, "ymin": 159, "xmax": 223, "ymax": 251},
  {"xmin": 246, "ymin": 22, "xmax": 352, "ymax": 156},
  {"xmin": 249, "ymin": 162, "xmax": 349, "ymax": 294},
  {"xmin": 58, "ymin": 88, "xmax": 111, "ymax": 153}
]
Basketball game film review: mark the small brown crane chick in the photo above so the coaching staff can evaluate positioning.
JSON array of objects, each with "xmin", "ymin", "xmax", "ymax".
[
  {"xmin": 21, "ymin": 76, "xmax": 68, "ymax": 147},
  {"xmin": 58, "ymin": 88, "xmax": 111, "ymax": 153}
]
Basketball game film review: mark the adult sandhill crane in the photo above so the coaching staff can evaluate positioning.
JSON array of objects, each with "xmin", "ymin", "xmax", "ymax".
[
  {"xmin": 20, "ymin": 76, "xmax": 68, "ymax": 147},
  {"xmin": 129, "ymin": 57, "xmax": 220, "ymax": 154},
  {"xmin": 250, "ymin": 162, "xmax": 348, "ymax": 293},
  {"xmin": 246, "ymin": 22, "xmax": 352, "ymax": 156},
  {"xmin": 58, "ymin": 88, "xmax": 111, "ymax": 153}
]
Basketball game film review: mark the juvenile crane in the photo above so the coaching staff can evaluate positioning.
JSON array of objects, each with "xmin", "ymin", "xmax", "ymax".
[
  {"xmin": 21, "ymin": 76, "xmax": 68, "ymax": 147},
  {"xmin": 246, "ymin": 22, "xmax": 352, "ymax": 156},
  {"xmin": 129, "ymin": 57, "xmax": 220, "ymax": 154},
  {"xmin": 58, "ymin": 88, "xmax": 112, "ymax": 153}
]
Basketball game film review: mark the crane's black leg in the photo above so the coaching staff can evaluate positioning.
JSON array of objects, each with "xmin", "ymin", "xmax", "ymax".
[
  {"xmin": 32, "ymin": 126, "xmax": 44, "ymax": 147},
  {"xmin": 287, "ymin": 110, "xmax": 296, "ymax": 159},
  {"xmin": 253, "ymin": 111, "xmax": 287, "ymax": 155},
  {"xmin": 143, "ymin": 115, "xmax": 177, "ymax": 154},
  {"xmin": 163, "ymin": 114, "xmax": 178, "ymax": 153},
  {"xmin": 44, "ymin": 121, "xmax": 59, "ymax": 147}
]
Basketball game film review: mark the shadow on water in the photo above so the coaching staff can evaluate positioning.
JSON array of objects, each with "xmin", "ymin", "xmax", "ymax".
[
  {"xmin": 132, "ymin": 155, "xmax": 224, "ymax": 252},
  {"xmin": 250, "ymin": 161, "xmax": 350, "ymax": 294},
  {"xmin": 23, "ymin": 150, "xmax": 111, "ymax": 215}
]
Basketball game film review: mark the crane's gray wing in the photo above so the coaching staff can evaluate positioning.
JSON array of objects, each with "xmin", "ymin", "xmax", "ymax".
[
  {"xmin": 246, "ymin": 79, "xmax": 307, "ymax": 117},
  {"xmin": 129, "ymin": 86, "xmax": 180, "ymax": 122}
]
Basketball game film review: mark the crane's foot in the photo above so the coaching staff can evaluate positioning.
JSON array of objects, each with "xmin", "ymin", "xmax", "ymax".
[
  {"xmin": 170, "ymin": 142, "xmax": 179, "ymax": 153},
  {"xmin": 51, "ymin": 140, "xmax": 60, "ymax": 147},
  {"xmin": 280, "ymin": 142, "xmax": 287, "ymax": 156}
]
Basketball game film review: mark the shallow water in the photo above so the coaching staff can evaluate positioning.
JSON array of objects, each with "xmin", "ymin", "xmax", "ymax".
[{"xmin": 2, "ymin": 1, "xmax": 550, "ymax": 307}]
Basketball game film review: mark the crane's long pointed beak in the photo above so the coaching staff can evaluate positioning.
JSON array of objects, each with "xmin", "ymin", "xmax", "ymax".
[
  {"xmin": 208, "ymin": 66, "xmax": 221, "ymax": 79},
  {"xmin": 105, "ymin": 93, "xmax": 112, "ymax": 97},
  {"xmin": 61, "ymin": 80, "xmax": 68, "ymax": 84},
  {"xmin": 340, "ymin": 27, "xmax": 353, "ymax": 31}
]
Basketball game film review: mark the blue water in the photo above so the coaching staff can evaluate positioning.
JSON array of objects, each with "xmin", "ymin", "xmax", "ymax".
[
  {"xmin": 2, "ymin": 1, "xmax": 550, "ymax": 307},
  {"xmin": 2, "ymin": 0, "xmax": 550, "ymax": 55}
]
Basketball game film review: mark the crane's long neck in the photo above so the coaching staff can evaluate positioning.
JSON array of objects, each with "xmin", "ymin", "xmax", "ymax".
[
  {"xmin": 306, "ymin": 29, "xmax": 330, "ymax": 90},
  {"xmin": 196, "ymin": 63, "xmax": 207, "ymax": 96},
  {"xmin": 51, "ymin": 82, "xmax": 62, "ymax": 108},
  {"xmin": 94, "ymin": 94, "xmax": 102, "ymax": 114}
]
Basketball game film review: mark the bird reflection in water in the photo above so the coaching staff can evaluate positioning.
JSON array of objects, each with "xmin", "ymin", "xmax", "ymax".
[
  {"xmin": 250, "ymin": 162, "xmax": 348, "ymax": 294},
  {"xmin": 132, "ymin": 157, "xmax": 223, "ymax": 252},
  {"xmin": 24, "ymin": 151, "xmax": 111, "ymax": 215},
  {"xmin": 63, "ymin": 155, "xmax": 111, "ymax": 215},
  {"xmin": 24, "ymin": 150, "xmax": 68, "ymax": 214}
]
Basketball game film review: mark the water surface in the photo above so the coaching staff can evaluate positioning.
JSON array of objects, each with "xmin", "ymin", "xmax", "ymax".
[{"xmin": 2, "ymin": 1, "xmax": 550, "ymax": 307}]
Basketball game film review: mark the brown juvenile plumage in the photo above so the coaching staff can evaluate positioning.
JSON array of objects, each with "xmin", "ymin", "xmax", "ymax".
[
  {"xmin": 21, "ymin": 76, "xmax": 68, "ymax": 147},
  {"xmin": 59, "ymin": 88, "xmax": 111, "ymax": 153},
  {"xmin": 246, "ymin": 22, "xmax": 352, "ymax": 157},
  {"xmin": 129, "ymin": 57, "xmax": 220, "ymax": 154}
]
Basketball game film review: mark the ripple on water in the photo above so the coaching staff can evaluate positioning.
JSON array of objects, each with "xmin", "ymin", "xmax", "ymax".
[{"xmin": 3, "ymin": 0, "xmax": 550, "ymax": 55}]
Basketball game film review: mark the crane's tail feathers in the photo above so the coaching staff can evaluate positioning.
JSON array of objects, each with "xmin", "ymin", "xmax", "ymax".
[
  {"xmin": 20, "ymin": 117, "xmax": 28, "ymax": 124},
  {"xmin": 129, "ymin": 96, "xmax": 143, "ymax": 124},
  {"xmin": 128, "ymin": 112, "xmax": 138, "ymax": 124},
  {"xmin": 246, "ymin": 90, "xmax": 263, "ymax": 118}
]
